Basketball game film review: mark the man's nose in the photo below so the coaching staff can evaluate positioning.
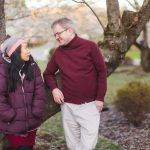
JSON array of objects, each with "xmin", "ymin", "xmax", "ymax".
[{"xmin": 55, "ymin": 34, "xmax": 59, "ymax": 40}]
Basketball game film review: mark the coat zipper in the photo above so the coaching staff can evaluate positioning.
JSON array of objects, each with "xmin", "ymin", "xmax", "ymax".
[{"xmin": 19, "ymin": 70, "xmax": 28, "ymax": 135}]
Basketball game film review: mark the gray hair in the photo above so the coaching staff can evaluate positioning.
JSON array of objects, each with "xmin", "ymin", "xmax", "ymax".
[{"xmin": 51, "ymin": 17, "xmax": 76, "ymax": 32}]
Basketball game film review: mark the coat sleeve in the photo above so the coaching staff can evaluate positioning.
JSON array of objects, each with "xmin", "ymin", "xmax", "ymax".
[
  {"xmin": 0, "ymin": 62, "xmax": 16, "ymax": 122},
  {"xmin": 32, "ymin": 63, "xmax": 46, "ymax": 119}
]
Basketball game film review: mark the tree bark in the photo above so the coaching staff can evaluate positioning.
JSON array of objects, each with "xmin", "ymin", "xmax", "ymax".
[
  {"xmin": 124, "ymin": 1, "xmax": 150, "ymax": 49},
  {"xmin": 0, "ymin": 0, "xmax": 6, "ymax": 44},
  {"xmin": 139, "ymin": 23, "xmax": 150, "ymax": 72},
  {"xmin": 125, "ymin": 0, "xmax": 150, "ymax": 72},
  {"xmin": 134, "ymin": 39, "xmax": 150, "ymax": 72},
  {"xmin": 0, "ymin": 0, "xmax": 6, "ymax": 148},
  {"xmin": 140, "ymin": 47, "xmax": 150, "ymax": 72},
  {"xmin": 101, "ymin": 0, "xmax": 127, "ymax": 75},
  {"xmin": 100, "ymin": 0, "xmax": 150, "ymax": 75}
]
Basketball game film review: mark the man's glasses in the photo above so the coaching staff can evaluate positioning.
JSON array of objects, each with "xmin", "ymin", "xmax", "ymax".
[{"xmin": 54, "ymin": 29, "xmax": 68, "ymax": 37}]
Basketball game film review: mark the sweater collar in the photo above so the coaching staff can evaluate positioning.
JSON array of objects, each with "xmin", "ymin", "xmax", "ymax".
[{"xmin": 60, "ymin": 34, "xmax": 80, "ymax": 50}]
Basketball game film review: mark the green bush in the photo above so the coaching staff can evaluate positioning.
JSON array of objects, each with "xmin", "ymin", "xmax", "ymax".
[
  {"xmin": 48, "ymin": 47, "xmax": 56, "ymax": 59},
  {"xmin": 114, "ymin": 81, "xmax": 150, "ymax": 126}
]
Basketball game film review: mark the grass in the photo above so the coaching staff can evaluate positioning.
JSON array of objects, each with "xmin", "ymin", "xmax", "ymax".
[
  {"xmin": 36, "ymin": 60, "xmax": 47, "ymax": 72},
  {"xmin": 37, "ymin": 60, "xmax": 150, "ymax": 150},
  {"xmin": 40, "ymin": 113, "xmax": 64, "ymax": 135},
  {"xmin": 106, "ymin": 66, "xmax": 150, "ymax": 104},
  {"xmin": 95, "ymin": 137, "xmax": 124, "ymax": 150},
  {"xmin": 126, "ymin": 48, "xmax": 141, "ymax": 59}
]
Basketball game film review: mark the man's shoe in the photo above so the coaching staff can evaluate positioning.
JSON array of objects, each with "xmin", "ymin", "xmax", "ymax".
[{"xmin": 102, "ymin": 105, "xmax": 109, "ymax": 112}]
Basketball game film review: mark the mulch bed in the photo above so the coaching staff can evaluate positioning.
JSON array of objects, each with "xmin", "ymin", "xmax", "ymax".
[{"xmin": 99, "ymin": 105, "xmax": 150, "ymax": 150}]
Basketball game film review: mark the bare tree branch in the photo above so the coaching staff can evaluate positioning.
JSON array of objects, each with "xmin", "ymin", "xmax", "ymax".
[
  {"xmin": 7, "ymin": 14, "xmax": 30, "ymax": 21},
  {"xmin": 126, "ymin": 0, "xmax": 139, "ymax": 10},
  {"xmin": 7, "ymin": 3, "xmax": 52, "ymax": 21},
  {"xmin": 72, "ymin": 0, "xmax": 105, "ymax": 31},
  {"xmin": 126, "ymin": 0, "xmax": 150, "ymax": 49},
  {"xmin": 134, "ymin": 41, "xmax": 143, "ymax": 50},
  {"xmin": 134, "ymin": 0, "xmax": 140, "ymax": 9},
  {"xmin": 141, "ymin": 0, "xmax": 149, "ymax": 8},
  {"xmin": 72, "ymin": 0, "xmax": 85, "ymax": 3},
  {"xmin": 106, "ymin": 0, "xmax": 121, "ymax": 32}
]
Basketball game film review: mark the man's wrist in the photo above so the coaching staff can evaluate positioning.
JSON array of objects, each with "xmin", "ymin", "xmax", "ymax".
[{"xmin": 52, "ymin": 88, "xmax": 58, "ymax": 92}]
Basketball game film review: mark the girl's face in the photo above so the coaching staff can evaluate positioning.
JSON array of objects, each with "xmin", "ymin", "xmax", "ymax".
[{"xmin": 20, "ymin": 42, "xmax": 31, "ymax": 61}]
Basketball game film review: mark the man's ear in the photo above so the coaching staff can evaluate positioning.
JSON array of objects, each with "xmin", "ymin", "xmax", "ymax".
[{"xmin": 68, "ymin": 28, "xmax": 74, "ymax": 33}]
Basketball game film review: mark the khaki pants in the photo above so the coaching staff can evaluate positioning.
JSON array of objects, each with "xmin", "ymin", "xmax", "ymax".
[{"xmin": 61, "ymin": 101, "xmax": 101, "ymax": 150}]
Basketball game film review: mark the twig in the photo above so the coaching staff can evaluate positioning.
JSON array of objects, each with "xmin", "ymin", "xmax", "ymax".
[
  {"xmin": 133, "ymin": 0, "xmax": 140, "ymax": 9},
  {"xmin": 72, "ymin": 0, "xmax": 105, "ymax": 31},
  {"xmin": 126, "ymin": 0, "xmax": 138, "ymax": 10},
  {"xmin": 7, "ymin": 3, "xmax": 52, "ymax": 21}
]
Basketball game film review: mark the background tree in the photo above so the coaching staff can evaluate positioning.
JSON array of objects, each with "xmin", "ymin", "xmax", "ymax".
[
  {"xmin": 1, "ymin": 0, "xmax": 150, "ymax": 148},
  {"xmin": 126, "ymin": 0, "xmax": 150, "ymax": 72},
  {"xmin": 0, "ymin": 0, "xmax": 6, "ymax": 44}
]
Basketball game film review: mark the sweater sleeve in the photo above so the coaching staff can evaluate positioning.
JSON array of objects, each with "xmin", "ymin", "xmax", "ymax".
[
  {"xmin": 32, "ymin": 63, "xmax": 46, "ymax": 119},
  {"xmin": 43, "ymin": 52, "xmax": 59, "ymax": 91},
  {"xmin": 91, "ymin": 43, "xmax": 107, "ymax": 102},
  {"xmin": 0, "ymin": 62, "xmax": 16, "ymax": 122}
]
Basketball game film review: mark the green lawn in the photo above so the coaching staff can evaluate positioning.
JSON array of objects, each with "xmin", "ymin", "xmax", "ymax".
[
  {"xmin": 126, "ymin": 49, "xmax": 141, "ymax": 59},
  {"xmin": 95, "ymin": 137, "xmax": 124, "ymax": 150},
  {"xmin": 36, "ymin": 60, "xmax": 47, "ymax": 72},
  {"xmin": 106, "ymin": 66, "xmax": 150, "ymax": 104},
  {"xmin": 37, "ymin": 60, "xmax": 150, "ymax": 150}
]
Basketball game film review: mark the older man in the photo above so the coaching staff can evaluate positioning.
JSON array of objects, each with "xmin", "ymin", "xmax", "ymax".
[{"xmin": 43, "ymin": 17, "xmax": 107, "ymax": 150}]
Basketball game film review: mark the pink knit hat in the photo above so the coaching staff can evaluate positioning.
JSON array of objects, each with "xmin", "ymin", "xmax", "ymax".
[{"xmin": 0, "ymin": 37, "xmax": 25, "ymax": 57}]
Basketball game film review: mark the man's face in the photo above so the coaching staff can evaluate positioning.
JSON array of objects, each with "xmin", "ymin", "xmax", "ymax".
[{"xmin": 52, "ymin": 24, "xmax": 72, "ymax": 46}]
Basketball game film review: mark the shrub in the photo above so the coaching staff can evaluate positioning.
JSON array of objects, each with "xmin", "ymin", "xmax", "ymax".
[
  {"xmin": 48, "ymin": 47, "xmax": 56, "ymax": 59},
  {"xmin": 114, "ymin": 81, "xmax": 150, "ymax": 126}
]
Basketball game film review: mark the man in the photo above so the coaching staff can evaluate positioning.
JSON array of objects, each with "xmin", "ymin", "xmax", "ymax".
[{"xmin": 43, "ymin": 17, "xmax": 107, "ymax": 150}]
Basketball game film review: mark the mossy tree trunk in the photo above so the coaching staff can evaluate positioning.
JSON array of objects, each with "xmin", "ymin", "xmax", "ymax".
[
  {"xmin": 1, "ymin": 0, "xmax": 150, "ymax": 148},
  {"xmin": 101, "ymin": 0, "xmax": 150, "ymax": 75}
]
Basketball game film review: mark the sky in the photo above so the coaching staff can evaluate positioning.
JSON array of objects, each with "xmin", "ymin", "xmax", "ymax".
[{"xmin": 26, "ymin": 0, "xmax": 144, "ymax": 9}]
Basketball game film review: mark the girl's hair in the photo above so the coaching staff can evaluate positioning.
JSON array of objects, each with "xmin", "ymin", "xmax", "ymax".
[{"xmin": 7, "ymin": 45, "xmax": 34, "ymax": 92}]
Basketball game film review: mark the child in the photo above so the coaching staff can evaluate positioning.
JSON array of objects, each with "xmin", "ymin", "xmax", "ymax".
[{"xmin": 0, "ymin": 37, "xmax": 45, "ymax": 150}]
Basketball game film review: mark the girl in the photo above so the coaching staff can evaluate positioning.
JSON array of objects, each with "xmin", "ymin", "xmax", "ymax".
[{"xmin": 0, "ymin": 37, "xmax": 45, "ymax": 150}]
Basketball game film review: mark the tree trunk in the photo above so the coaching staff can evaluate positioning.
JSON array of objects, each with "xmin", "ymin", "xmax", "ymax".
[
  {"xmin": 125, "ymin": 1, "xmax": 150, "ymax": 49},
  {"xmin": 141, "ymin": 47, "xmax": 150, "ymax": 72},
  {"xmin": 101, "ymin": 0, "xmax": 150, "ymax": 75},
  {"xmin": 122, "ymin": 0, "xmax": 150, "ymax": 72},
  {"xmin": 0, "ymin": 0, "xmax": 6, "ymax": 149},
  {"xmin": 101, "ymin": 0, "xmax": 127, "ymax": 75},
  {"xmin": 134, "ymin": 38, "xmax": 150, "ymax": 72},
  {"xmin": 140, "ymin": 24, "xmax": 150, "ymax": 72},
  {"xmin": 0, "ymin": 0, "xmax": 6, "ymax": 44}
]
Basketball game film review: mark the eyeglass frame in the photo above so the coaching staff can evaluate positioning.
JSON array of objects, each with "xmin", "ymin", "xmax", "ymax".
[{"xmin": 54, "ymin": 28, "xmax": 68, "ymax": 38}]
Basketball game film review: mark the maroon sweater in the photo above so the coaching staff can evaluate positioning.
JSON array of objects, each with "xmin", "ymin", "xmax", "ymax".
[{"xmin": 43, "ymin": 35, "xmax": 107, "ymax": 104}]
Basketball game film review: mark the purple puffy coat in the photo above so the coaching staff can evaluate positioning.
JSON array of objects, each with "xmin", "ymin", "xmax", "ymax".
[{"xmin": 0, "ymin": 54, "xmax": 45, "ymax": 135}]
